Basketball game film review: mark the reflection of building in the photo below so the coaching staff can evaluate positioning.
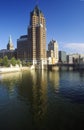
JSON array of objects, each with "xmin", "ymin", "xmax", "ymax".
[
  {"xmin": 31, "ymin": 70, "xmax": 47, "ymax": 123},
  {"xmin": 48, "ymin": 71, "xmax": 59, "ymax": 92},
  {"xmin": 59, "ymin": 51, "xmax": 66, "ymax": 63},
  {"xmin": 47, "ymin": 40, "xmax": 58, "ymax": 64},
  {"xmin": 17, "ymin": 5, "xmax": 47, "ymax": 65},
  {"xmin": 0, "ymin": 36, "xmax": 17, "ymax": 59}
]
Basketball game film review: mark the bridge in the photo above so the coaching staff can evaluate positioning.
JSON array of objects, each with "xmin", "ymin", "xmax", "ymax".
[{"xmin": 47, "ymin": 63, "xmax": 84, "ymax": 71}]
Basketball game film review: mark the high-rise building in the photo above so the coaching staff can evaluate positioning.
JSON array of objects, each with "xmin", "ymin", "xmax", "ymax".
[
  {"xmin": 17, "ymin": 5, "xmax": 47, "ymax": 65},
  {"xmin": 47, "ymin": 40, "xmax": 58, "ymax": 64},
  {"xmin": 28, "ymin": 5, "xmax": 46, "ymax": 64},
  {"xmin": 7, "ymin": 35, "xmax": 14, "ymax": 50},
  {"xmin": 17, "ymin": 35, "xmax": 29, "ymax": 60},
  {"xmin": 59, "ymin": 51, "xmax": 66, "ymax": 63}
]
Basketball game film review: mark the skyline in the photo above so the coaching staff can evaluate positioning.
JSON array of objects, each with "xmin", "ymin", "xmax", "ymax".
[{"xmin": 0, "ymin": 0, "xmax": 84, "ymax": 54}]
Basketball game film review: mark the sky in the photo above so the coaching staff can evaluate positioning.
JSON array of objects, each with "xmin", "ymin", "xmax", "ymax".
[{"xmin": 0, "ymin": 0, "xmax": 84, "ymax": 54}]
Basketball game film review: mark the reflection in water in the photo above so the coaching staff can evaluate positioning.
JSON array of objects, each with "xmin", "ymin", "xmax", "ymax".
[
  {"xmin": 31, "ymin": 70, "xmax": 48, "ymax": 128},
  {"xmin": 0, "ymin": 72, "xmax": 22, "ymax": 98},
  {"xmin": 0, "ymin": 70, "xmax": 84, "ymax": 129},
  {"xmin": 48, "ymin": 71, "xmax": 59, "ymax": 93},
  {"xmin": 17, "ymin": 71, "xmax": 33, "ymax": 102},
  {"xmin": 17, "ymin": 70, "xmax": 48, "ymax": 128}
]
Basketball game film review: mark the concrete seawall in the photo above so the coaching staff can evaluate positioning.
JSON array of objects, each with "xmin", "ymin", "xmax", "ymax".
[{"xmin": 0, "ymin": 66, "xmax": 30, "ymax": 73}]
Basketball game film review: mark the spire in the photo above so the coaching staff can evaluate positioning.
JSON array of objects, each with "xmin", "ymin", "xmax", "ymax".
[
  {"xmin": 31, "ymin": 5, "xmax": 43, "ymax": 17},
  {"xmin": 7, "ymin": 35, "xmax": 14, "ymax": 50},
  {"xmin": 9, "ymin": 35, "xmax": 12, "ymax": 44},
  {"xmin": 34, "ymin": 5, "xmax": 40, "ymax": 15},
  {"xmin": 35, "ymin": 5, "xmax": 39, "ymax": 10}
]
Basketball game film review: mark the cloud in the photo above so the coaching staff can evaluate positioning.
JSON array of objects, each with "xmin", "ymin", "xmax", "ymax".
[{"xmin": 63, "ymin": 43, "xmax": 84, "ymax": 54}]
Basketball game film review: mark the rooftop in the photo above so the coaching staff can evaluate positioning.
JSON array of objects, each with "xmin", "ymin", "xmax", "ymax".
[{"xmin": 31, "ymin": 5, "xmax": 44, "ymax": 17}]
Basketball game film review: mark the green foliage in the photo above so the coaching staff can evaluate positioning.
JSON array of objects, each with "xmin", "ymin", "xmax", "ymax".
[
  {"xmin": 0, "ymin": 58, "xmax": 2, "ymax": 65},
  {"xmin": 26, "ymin": 62, "xmax": 32, "ymax": 66},
  {"xmin": 2, "ymin": 56, "xmax": 10, "ymax": 67},
  {"xmin": 22, "ymin": 60, "xmax": 32, "ymax": 66},
  {"xmin": 22, "ymin": 60, "xmax": 26, "ymax": 66},
  {"xmin": 16, "ymin": 59, "xmax": 21, "ymax": 65},
  {"xmin": 10, "ymin": 57, "xmax": 17, "ymax": 66},
  {"xmin": 0, "ymin": 56, "xmax": 31, "ymax": 67}
]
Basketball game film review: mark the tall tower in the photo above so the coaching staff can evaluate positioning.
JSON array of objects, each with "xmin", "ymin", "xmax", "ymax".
[
  {"xmin": 28, "ymin": 5, "xmax": 46, "ymax": 64},
  {"xmin": 7, "ymin": 35, "xmax": 14, "ymax": 50},
  {"xmin": 48, "ymin": 40, "xmax": 58, "ymax": 64}
]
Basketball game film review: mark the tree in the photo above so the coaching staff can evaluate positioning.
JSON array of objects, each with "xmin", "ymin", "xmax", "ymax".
[
  {"xmin": 22, "ymin": 60, "xmax": 26, "ymax": 66},
  {"xmin": 26, "ymin": 62, "xmax": 32, "ymax": 66},
  {"xmin": 2, "ymin": 56, "xmax": 9, "ymax": 67},
  {"xmin": 0, "ymin": 58, "xmax": 2, "ymax": 66},
  {"xmin": 10, "ymin": 57, "xmax": 16, "ymax": 66},
  {"xmin": 16, "ymin": 59, "xmax": 21, "ymax": 66}
]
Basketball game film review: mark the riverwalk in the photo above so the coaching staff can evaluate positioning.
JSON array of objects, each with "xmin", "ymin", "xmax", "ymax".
[{"xmin": 0, "ymin": 66, "xmax": 30, "ymax": 74}]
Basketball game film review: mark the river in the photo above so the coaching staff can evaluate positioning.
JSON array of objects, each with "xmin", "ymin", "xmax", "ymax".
[{"xmin": 0, "ymin": 69, "xmax": 84, "ymax": 130}]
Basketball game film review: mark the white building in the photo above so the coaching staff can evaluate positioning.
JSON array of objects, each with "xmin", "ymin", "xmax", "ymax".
[
  {"xmin": 67, "ymin": 53, "xmax": 80, "ymax": 64},
  {"xmin": 67, "ymin": 55, "xmax": 73, "ymax": 64},
  {"xmin": 47, "ymin": 40, "xmax": 58, "ymax": 64}
]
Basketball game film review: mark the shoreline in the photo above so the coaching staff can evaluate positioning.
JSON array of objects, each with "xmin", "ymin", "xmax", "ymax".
[{"xmin": 0, "ymin": 66, "xmax": 31, "ymax": 74}]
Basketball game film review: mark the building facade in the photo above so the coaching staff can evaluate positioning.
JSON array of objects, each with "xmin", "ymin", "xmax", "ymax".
[
  {"xmin": 17, "ymin": 5, "xmax": 47, "ymax": 65},
  {"xmin": 67, "ymin": 55, "xmax": 73, "ymax": 64},
  {"xmin": 47, "ymin": 40, "xmax": 58, "ymax": 64},
  {"xmin": 17, "ymin": 35, "xmax": 29, "ymax": 61},
  {"xmin": 7, "ymin": 35, "xmax": 14, "ymax": 50},
  {"xmin": 59, "ymin": 51, "xmax": 66, "ymax": 63},
  {"xmin": 0, "ymin": 36, "xmax": 17, "ymax": 59},
  {"xmin": 67, "ymin": 53, "xmax": 80, "ymax": 64}
]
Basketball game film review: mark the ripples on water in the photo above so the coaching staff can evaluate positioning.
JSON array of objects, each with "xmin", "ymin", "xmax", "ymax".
[{"xmin": 0, "ymin": 70, "xmax": 84, "ymax": 130}]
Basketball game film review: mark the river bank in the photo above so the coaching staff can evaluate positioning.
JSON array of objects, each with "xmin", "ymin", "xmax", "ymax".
[{"xmin": 0, "ymin": 66, "xmax": 31, "ymax": 74}]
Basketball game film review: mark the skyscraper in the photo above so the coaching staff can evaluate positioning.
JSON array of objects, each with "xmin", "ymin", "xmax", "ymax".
[
  {"xmin": 17, "ymin": 5, "xmax": 47, "ymax": 65},
  {"xmin": 47, "ymin": 40, "xmax": 58, "ymax": 64},
  {"xmin": 28, "ymin": 5, "xmax": 46, "ymax": 64}
]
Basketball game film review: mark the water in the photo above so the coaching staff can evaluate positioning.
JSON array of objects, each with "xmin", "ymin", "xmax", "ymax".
[{"xmin": 0, "ymin": 70, "xmax": 84, "ymax": 130}]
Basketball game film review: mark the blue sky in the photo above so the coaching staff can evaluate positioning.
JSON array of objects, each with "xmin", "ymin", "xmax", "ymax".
[{"xmin": 0, "ymin": 0, "xmax": 84, "ymax": 54}]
